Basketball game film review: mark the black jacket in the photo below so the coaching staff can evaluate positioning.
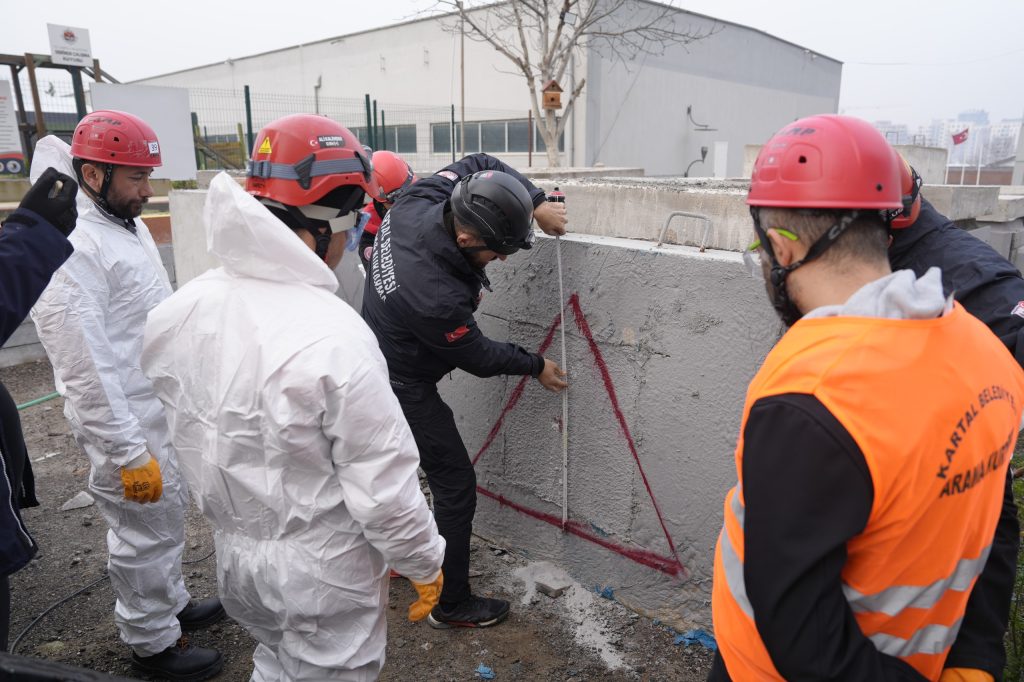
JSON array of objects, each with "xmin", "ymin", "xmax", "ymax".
[
  {"xmin": 890, "ymin": 197, "xmax": 1023, "ymax": 679},
  {"xmin": 361, "ymin": 154, "xmax": 546, "ymax": 385},
  {"xmin": 0, "ymin": 208, "xmax": 73, "ymax": 576}
]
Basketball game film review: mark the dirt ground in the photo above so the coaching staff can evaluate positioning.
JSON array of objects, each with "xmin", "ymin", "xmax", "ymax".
[{"xmin": 2, "ymin": 359, "xmax": 714, "ymax": 681}]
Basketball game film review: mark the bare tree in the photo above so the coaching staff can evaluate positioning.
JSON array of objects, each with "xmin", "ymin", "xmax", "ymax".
[{"xmin": 435, "ymin": 0, "xmax": 716, "ymax": 167}]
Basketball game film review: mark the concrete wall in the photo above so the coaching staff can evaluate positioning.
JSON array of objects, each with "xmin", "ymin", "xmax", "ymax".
[
  {"xmin": 437, "ymin": 233, "xmax": 779, "ymax": 627},
  {"xmin": 585, "ymin": 6, "xmax": 841, "ymax": 177},
  {"xmin": 893, "ymin": 145, "xmax": 947, "ymax": 186}
]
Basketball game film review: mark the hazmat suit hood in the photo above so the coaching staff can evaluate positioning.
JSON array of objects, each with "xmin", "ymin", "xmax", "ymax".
[
  {"xmin": 29, "ymin": 135, "xmax": 100, "ymax": 222},
  {"xmin": 204, "ymin": 172, "xmax": 339, "ymax": 292}
]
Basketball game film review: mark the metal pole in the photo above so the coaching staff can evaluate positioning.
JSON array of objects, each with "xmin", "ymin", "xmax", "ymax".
[
  {"xmin": 69, "ymin": 67, "xmax": 87, "ymax": 120},
  {"xmin": 244, "ymin": 85, "xmax": 254, "ymax": 154},
  {"xmin": 460, "ymin": 7, "xmax": 466, "ymax": 157},
  {"xmin": 450, "ymin": 104, "xmax": 456, "ymax": 163},
  {"xmin": 364, "ymin": 94, "xmax": 372, "ymax": 147},
  {"xmin": 24, "ymin": 54, "xmax": 46, "ymax": 138},
  {"xmin": 372, "ymin": 99, "xmax": 378, "ymax": 150},
  {"xmin": 381, "ymin": 110, "xmax": 387, "ymax": 151},
  {"xmin": 528, "ymin": 109, "xmax": 533, "ymax": 167}
]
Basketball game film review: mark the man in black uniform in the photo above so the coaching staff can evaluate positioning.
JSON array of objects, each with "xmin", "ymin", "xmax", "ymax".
[
  {"xmin": 0, "ymin": 168, "xmax": 78, "ymax": 651},
  {"xmin": 889, "ymin": 160, "xmax": 1024, "ymax": 681},
  {"xmin": 362, "ymin": 153, "xmax": 568, "ymax": 628}
]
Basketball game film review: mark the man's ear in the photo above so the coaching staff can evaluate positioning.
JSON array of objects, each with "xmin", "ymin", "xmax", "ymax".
[
  {"xmin": 80, "ymin": 162, "xmax": 105, "ymax": 193},
  {"xmin": 455, "ymin": 231, "xmax": 476, "ymax": 248},
  {"xmin": 766, "ymin": 228, "xmax": 806, "ymax": 268}
]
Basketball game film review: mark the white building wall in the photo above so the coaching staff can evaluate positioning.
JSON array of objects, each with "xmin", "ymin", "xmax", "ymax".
[{"xmin": 582, "ymin": 8, "xmax": 841, "ymax": 176}]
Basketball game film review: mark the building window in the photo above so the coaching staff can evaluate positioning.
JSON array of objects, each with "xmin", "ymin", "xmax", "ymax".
[
  {"xmin": 349, "ymin": 125, "xmax": 415, "ymax": 153},
  {"xmin": 431, "ymin": 118, "xmax": 564, "ymax": 154}
]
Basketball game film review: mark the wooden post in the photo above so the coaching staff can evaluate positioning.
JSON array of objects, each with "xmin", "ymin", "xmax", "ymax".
[
  {"xmin": 24, "ymin": 53, "xmax": 46, "ymax": 138},
  {"xmin": 92, "ymin": 58, "xmax": 103, "ymax": 83}
]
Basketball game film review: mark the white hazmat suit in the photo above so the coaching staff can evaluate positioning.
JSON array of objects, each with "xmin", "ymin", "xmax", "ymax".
[
  {"xmin": 29, "ymin": 136, "xmax": 190, "ymax": 655},
  {"xmin": 141, "ymin": 173, "xmax": 445, "ymax": 681}
]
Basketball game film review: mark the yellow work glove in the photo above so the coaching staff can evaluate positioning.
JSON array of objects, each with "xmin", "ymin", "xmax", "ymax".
[
  {"xmin": 120, "ymin": 455, "xmax": 163, "ymax": 504},
  {"xmin": 939, "ymin": 669, "xmax": 995, "ymax": 682},
  {"xmin": 408, "ymin": 572, "xmax": 443, "ymax": 622}
]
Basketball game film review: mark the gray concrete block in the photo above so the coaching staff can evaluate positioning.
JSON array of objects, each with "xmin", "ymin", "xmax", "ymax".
[
  {"xmin": 922, "ymin": 185, "xmax": 1000, "ymax": 222},
  {"xmin": 439, "ymin": 234, "xmax": 780, "ymax": 630}
]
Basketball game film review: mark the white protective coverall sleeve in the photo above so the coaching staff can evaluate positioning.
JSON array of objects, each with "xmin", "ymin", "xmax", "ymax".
[
  {"xmin": 29, "ymin": 137, "xmax": 150, "ymax": 466},
  {"xmin": 324, "ymin": 362, "xmax": 444, "ymax": 583}
]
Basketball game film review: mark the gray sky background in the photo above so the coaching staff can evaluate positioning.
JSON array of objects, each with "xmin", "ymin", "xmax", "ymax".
[{"xmin": 5, "ymin": 0, "xmax": 1022, "ymax": 129}]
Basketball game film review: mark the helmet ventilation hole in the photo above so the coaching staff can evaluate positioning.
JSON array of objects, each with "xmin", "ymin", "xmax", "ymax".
[
  {"xmin": 798, "ymin": 155, "xmax": 807, "ymax": 163},
  {"xmin": 876, "ymin": 184, "xmax": 883, "ymax": 191},
  {"xmin": 113, "ymin": 136, "xmax": 120, "ymax": 142}
]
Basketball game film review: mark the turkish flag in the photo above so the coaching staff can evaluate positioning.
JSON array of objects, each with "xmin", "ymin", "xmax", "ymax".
[{"xmin": 952, "ymin": 128, "xmax": 969, "ymax": 145}]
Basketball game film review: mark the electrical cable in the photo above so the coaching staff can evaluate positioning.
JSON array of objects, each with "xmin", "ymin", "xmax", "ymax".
[{"xmin": 10, "ymin": 548, "xmax": 216, "ymax": 655}]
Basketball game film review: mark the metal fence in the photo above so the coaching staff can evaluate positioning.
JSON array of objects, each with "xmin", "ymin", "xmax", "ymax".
[
  {"xmin": 9, "ymin": 79, "xmax": 563, "ymax": 174},
  {"xmin": 188, "ymin": 87, "xmax": 561, "ymax": 173}
]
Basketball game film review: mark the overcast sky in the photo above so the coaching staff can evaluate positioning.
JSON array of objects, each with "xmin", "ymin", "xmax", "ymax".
[{"xmin": 4, "ymin": 0, "xmax": 1022, "ymax": 129}]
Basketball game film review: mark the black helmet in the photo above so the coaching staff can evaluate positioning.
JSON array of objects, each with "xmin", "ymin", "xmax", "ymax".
[{"xmin": 451, "ymin": 170, "xmax": 535, "ymax": 255}]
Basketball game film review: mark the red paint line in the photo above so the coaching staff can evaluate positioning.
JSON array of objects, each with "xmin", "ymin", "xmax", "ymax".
[
  {"xmin": 471, "ymin": 292, "xmax": 686, "ymax": 578},
  {"xmin": 478, "ymin": 487, "xmax": 685, "ymax": 578},
  {"xmin": 470, "ymin": 307, "xmax": 562, "ymax": 466},
  {"xmin": 567, "ymin": 293, "xmax": 682, "ymax": 566}
]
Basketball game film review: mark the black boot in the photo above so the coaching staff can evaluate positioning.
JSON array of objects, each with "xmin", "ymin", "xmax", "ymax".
[
  {"xmin": 427, "ymin": 595, "xmax": 510, "ymax": 629},
  {"xmin": 177, "ymin": 597, "xmax": 226, "ymax": 631},
  {"xmin": 132, "ymin": 636, "xmax": 223, "ymax": 681}
]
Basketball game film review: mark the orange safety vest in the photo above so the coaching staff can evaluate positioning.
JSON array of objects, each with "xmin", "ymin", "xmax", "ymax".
[{"xmin": 712, "ymin": 304, "xmax": 1024, "ymax": 681}]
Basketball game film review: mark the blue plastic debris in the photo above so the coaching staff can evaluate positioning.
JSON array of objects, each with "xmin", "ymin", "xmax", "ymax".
[
  {"xmin": 476, "ymin": 663, "xmax": 496, "ymax": 680},
  {"xmin": 652, "ymin": 619, "xmax": 661, "ymax": 626},
  {"xmin": 594, "ymin": 585, "xmax": 614, "ymax": 600},
  {"xmin": 673, "ymin": 628, "xmax": 718, "ymax": 651}
]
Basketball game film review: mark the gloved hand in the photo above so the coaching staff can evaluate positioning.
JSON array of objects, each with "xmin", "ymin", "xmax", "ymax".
[
  {"xmin": 408, "ymin": 572, "xmax": 443, "ymax": 622},
  {"xmin": 18, "ymin": 167, "xmax": 79, "ymax": 237},
  {"xmin": 120, "ymin": 455, "xmax": 163, "ymax": 504},
  {"xmin": 939, "ymin": 669, "xmax": 995, "ymax": 682}
]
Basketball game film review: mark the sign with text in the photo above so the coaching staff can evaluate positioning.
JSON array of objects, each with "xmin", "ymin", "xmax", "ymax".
[
  {"xmin": 47, "ymin": 24, "xmax": 92, "ymax": 67},
  {"xmin": 0, "ymin": 81, "xmax": 25, "ymax": 175}
]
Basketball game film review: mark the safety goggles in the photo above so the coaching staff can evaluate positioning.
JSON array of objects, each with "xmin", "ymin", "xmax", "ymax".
[{"xmin": 742, "ymin": 228, "xmax": 798, "ymax": 278}]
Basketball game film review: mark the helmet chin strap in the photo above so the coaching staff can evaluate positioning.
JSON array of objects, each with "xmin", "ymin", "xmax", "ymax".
[{"xmin": 751, "ymin": 207, "xmax": 860, "ymax": 327}]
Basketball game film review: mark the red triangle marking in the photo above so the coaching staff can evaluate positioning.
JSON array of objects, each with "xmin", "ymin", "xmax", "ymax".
[{"xmin": 473, "ymin": 292, "xmax": 687, "ymax": 578}]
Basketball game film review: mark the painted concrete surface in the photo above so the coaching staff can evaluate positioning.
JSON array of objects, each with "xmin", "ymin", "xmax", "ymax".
[
  {"xmin": 922, "ymin": 185, "xmax": 1000, "ymax": 222},
  {"xmin": 438, "ymin": 234, "xmax": 780, "ymax": 629}
]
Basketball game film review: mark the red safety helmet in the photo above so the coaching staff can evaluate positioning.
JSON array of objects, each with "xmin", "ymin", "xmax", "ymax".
[
  {"xmin": 889, "ymin": 156, "xmax": 922, "ymax": 229},
  {"xmin": 748, "ymin": 114, "xmax": 901, "ymax": 211},
  {"xmin": 71, "ymin": 110, "xmax": 162, "ymax": 167},
  {"xmin": 371, "ymin": 151, "xmax": 416, "ymax": 204},
  {"xmin": 246, "ymin": 114, "xmax": 377, "ymax": 209}
]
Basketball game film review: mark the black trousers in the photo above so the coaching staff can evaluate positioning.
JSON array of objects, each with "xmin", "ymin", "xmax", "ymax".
[{"xmin": 391, "ymin": 381, "xmax": 476, "ymax": 606}]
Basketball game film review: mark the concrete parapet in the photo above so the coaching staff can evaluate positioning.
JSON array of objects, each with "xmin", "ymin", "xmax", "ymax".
[
  {"xmin": 551, "ymin": 177, "xmax": 752, "ymax": 251},
  {"xmin": 921, "ymin": 185, "xmax": 1000, "ymax": 222},
  {"xmin": 980, "ymin": 194, "xmax": 1024, "ymax": 222},
  {"xmin": 196, "ymin": 170, "xmax": 245, "ymax": 189},
  {"xmin": 438, "ymin": 233, "xmax": 779, "ymax": 629},
  {"xmin": 525, "ymin": 167, "xmax": 645, "ymax": 180},
  {"xmin": 892, "ymin": 145, "xmax": 947, "ymax": 186}
]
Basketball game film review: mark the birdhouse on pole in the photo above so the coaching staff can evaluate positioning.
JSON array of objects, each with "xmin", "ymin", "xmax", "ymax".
[{"xmin": 542, "ymin": 79, "xmax": 563, "ymax": 110}]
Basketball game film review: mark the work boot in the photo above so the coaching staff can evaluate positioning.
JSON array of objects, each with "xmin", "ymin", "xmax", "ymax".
[
  {"xmin": 427, "ymin": 595, "xmax": 510, "ymax": 629},
  {"xmin": 132, "ymin": 636, "xmax": 223, "ymax": 681},
  {"xmin": 177, "ymin": 597, "xmax": 226, "ymax": 631}
]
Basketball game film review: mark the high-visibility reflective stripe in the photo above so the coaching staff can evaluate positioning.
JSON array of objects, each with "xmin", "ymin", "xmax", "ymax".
[
  {"xmin": 719, "ymin": 486, "xmax": 754, "ymax": 620},
  {"xmin": 868, "ymin": 617, "xmax": 963, "ymax": 658},
  {"xmin": 843, "ymin": 546, "xmax": 991, "ymax": 616},
  {"xmin": 730, "ymin": 483, "xmax": 745, "ymax": 526}
]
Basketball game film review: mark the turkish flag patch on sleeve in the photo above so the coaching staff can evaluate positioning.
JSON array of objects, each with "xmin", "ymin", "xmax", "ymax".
[{"xmin": 445, "ymin": 325, "xmax": 470, "ymax": 343}]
